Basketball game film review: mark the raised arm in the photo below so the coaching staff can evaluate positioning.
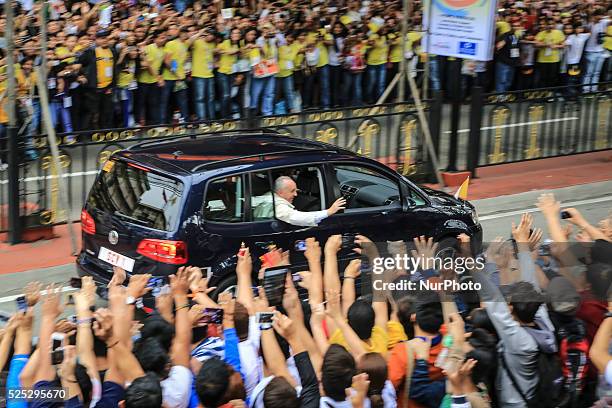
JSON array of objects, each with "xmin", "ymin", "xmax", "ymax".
[
  {"xmin": 236, "ymin": 248, "xmax": 256, "ymax": 315},
  {"xmin": 327, "ymin": 290, "xmax": 366, "ymax": 361},
  {"xmin": 74, "ymin": 277, "xmax": 100, "ymax": 386},
  {"xmin": 170, "ymin": 267, "xmax": 193, "ymax": 368},
  {"xmin": 590, "ymin": 313, "xmax": 612, "ymax": 373},
  {"xmin": 0, "ymin": 315, "xmax": 18, "ymax": 372},
  {"xmin": 304, "ymin": 238, "xmax": 324, "ymax": 306},
  {"xmin": 342, "ymin": 260, "xmax": 361, "ymax": 317},
  {"xmin": 282, "ymin": 274, "xmax": 322, "ymax": 374},
  {"xmin": 261, "ymin": 312, "xmax": 296, "ymax": 386},
  {"xmin": 33, "ymin": 284, "xmax": 64, "ymax": 385}
]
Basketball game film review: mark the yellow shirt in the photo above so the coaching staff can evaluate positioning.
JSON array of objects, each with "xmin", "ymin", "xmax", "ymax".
[
  {"xmin": 294, "ymin": 41, "xmax": 306, "ymax": 69},
  {"xmin": 408, "ymin": 31, "xmax": 424, "ymax": 56},
  {"xmin": 307, "ymin": 31, "xmax": 332, "ymax": 68},
  {"xmin": 17, "ymin": 69, "xmax": 36, "ymax": 98},
  {"xmin": 55, "ymin": 47, "xmax": 76, "ymax": 64},
  {"xmin": 497, "ymin": 21, "xmax": 511, "ymax": 36},
  {"xmin": 367, "ymin": 33, "xmax": 388, "ymax": 65},
  {"xmin": 95, "ymin": 47, "xmax": 114, "ymax": 89},
  {"xmin": 117, "ymin": 59, "xmax": 136, "ymax": 88},
  {"xmin": 329, "ymin": 325, "xmax": 389, "ymax": 355},
  {"xmin": 192, "ymin": 39, "xmax": 215, "ymax": 78},
  {"xmin": 162, "ymin": 39, "xmax": 188, "ymax": 81},
  {"xmin": 386, "ymin": 320, "xmax": 408, "ymax": 350},
  {"xmin": 535, "ymin": 30, "xmax": 565, "ymax": 63},
  {"xmin": 388, "ymin": 33, "xmax": 403, "ymax": 63},
  {"xmin": 0, "ymin": 65, "xmax": 25, "ymax": 123},
  {"xmin": 277, "ymin": 43, "xmax": 299, "ymax": 77},
  {"xmin": 605, "ymin": 25, "xmax": 612, "ymax": 51},
  {"xmin": 138, "ymin": 43, "xmax": 165, "ymax": 84},
  {"xmin": 217, "ymin": 40, "xmax": 239, "ymax": 75}
]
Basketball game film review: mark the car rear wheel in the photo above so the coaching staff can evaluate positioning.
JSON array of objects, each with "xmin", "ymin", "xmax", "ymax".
[
  {"xmin": 211, "ymin": 274, "xmax": 237, "ymax": 302},
  {"xmin": 435, "ymin": 236, "xmax": 459, "ymax": 259}
]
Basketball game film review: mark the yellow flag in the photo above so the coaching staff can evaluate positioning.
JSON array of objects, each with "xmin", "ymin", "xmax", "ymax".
[{"xmin": 454, "ymin": 177, "xmax": 469, "ymax": 200}]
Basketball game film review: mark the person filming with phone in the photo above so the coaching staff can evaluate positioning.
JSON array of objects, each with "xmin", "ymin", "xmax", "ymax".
[{"xmin": 266, "ymin": 176, "xmax": 346, "ymax": 227}]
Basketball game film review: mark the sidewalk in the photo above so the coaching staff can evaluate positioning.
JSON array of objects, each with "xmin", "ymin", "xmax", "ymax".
[{"xmin": 1, "ymin": 150, "xmax": 611, "ymax": 275}]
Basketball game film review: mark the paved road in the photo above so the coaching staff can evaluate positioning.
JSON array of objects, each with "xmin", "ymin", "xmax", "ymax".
[{"xmin": 0, "ymin": 180, "xmax": 610, "ymax": 322}]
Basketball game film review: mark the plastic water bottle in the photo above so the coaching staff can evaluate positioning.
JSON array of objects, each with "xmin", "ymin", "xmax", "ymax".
[{"xmin": 435, "ymin": 335, "xmax": 453, "ymax": 368}]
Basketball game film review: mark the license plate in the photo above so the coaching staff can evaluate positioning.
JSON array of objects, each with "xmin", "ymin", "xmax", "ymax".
[{"xmin": 98, "ymin": 247, "xmax": 135, "ymax": 272}]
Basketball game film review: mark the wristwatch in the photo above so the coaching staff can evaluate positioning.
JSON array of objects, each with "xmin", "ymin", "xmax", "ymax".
[{"xmin": 126, "ymin": 296, "xmax": 136, "ymax": 306}]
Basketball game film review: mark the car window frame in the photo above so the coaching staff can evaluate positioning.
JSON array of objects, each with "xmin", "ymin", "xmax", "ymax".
[
  {"xmin": 325, "ymin": 160, "xmax": 417, "ymax": 212},
  {"xmin": 201, "ymin": 162, "xmax": 329, "ymax": 225},
  {"xmin": 88, "ymin": 158, "xmax": 188, "ymax": 233},
  {"xmin": 201, "ymin": 173, "xmax": 247, "ymax": 224}
]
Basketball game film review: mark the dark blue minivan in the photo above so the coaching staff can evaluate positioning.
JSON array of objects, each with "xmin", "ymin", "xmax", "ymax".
[{"xmin": 77, "ymin": 132, "xmax": 482, "ymax": 295}]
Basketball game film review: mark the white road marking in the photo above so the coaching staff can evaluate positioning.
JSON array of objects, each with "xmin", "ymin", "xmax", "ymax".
[
  {"xmin": 0, "ymin": 170, "xmax": 99, "ymax": 185},
  {"xmin": 443, "ymin": 116, "xmax": 579, "ymax": 134},
  {"xmin": 479, "ymin": 195, "xmax": 612, "ymax": 221},
  {"xmin": 0, "ymin": 286, "xmax": 77, "ymax": 304}
]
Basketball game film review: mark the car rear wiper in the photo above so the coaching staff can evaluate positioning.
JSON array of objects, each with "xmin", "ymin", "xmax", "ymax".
[{"xmin": 113, "ymin": 211, "xmax": 154, "ymax": 227}]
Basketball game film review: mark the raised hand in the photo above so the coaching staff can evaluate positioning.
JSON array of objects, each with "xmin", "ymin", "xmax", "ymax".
[
  {"xmin": 344, "ymin": 259, "xmax": 362, "ymax": 279},
  {"xmin": 304, "ymin": 238, "xmax": 321, "ymax": 262},
  {"xmin": 108, "ymin": 266, "xmax": 127, "ymax": 288},
  {"xmin": 93, "ymin": 308, "xmax": 114, "ymax": 342},
  {"xmin": 236, "ymin": 247, "xmax": 252, "ymax": 276},
  {"xmin": 24, "ymin": 281, "xmax": 42, "ymax": 307},
  {"xmin": 512, "ymin": 213, "xmax": 533, "ymax": 243},
  {"xmin": 528, "ymin": 228, "xmax": 543, "ymax": 252},
  {"xmin": 536, "ymin": 193, "xmax": 560, "ymax": 218},
  {"xmin": 327, "ymin": 197, "xmax": 347, "ymax": 216},
  {"xmin": 324, "ymin": 234, "xmax": 342, "ymax": 254},
  {"xmin": 349, "ymin": 373, "xmax": 370, "ymax": 408},
  {"xmin": 170, "ymin": 267, "xmax": 190, "ymax": 297},
  {"xmin": 42, "ymin": 284, "xmax": 63, "ymax": 319},
  {"xmin": 272, "ymin": 312, "xmax": 296, "ymax": 340},
  {"xmin": 127, "ymin": 274, "xmax": 151, "ymax": 299}
]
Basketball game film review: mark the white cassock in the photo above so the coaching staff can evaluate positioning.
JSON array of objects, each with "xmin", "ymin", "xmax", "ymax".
[{"xmin": 252, "ymin": 193, "xmax": 328, "ymax": 227}]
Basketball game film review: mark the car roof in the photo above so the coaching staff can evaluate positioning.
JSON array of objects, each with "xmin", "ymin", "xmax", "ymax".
[{"xmin": 119, "ymin": 132, "xmax": 357, "ymax": 174}]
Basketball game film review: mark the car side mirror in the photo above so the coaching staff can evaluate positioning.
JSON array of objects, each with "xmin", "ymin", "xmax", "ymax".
[{"xmin": 403, "ymin": 197, "xmax": 417, "ymax": 211}]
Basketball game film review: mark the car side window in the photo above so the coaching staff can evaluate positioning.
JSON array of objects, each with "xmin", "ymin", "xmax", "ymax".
[
  {"xmin": 333, "ymin": 164, "xmax": 401, "ymax": 209},
  {"xmin": 250, "ymin": 172, "xmax": 275, "ymax": 221},
  {"xmin": 250, "ymin": 166, "xmax": 325, "ymax": 221},
  {"xmin": 407, "ymin": 186, "xmax": 427, "ymax": 206},
  {"xmin": 203, "ymin": 175, "xmax": 245, "ymax": 223}
]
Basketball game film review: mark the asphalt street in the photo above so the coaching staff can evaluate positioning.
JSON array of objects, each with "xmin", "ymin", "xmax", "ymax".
[{"xmin": 0, "ymin": 180, "xmax": 610, "ymax": 322}]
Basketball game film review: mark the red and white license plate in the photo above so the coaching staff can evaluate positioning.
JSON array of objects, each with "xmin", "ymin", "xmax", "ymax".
[{"xmin": 98, "ymin": 247, "xmax": 135, "ymax": 272}]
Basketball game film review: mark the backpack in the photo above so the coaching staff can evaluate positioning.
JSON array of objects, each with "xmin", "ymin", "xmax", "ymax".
[
  {"xmin": 501, "ymin": 329, "xmax": 567, "ymax": 408},
  {"xmin": 557, "ymin": 319, "xmax": 590, "ymax": 408}
]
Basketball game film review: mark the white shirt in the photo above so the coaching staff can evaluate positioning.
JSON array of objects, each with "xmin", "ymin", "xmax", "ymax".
[
  {"xmin": 328, "ymin": 37, "xmax": 345, "ymax": 66},
  {"xmin": 240, "ymin": 316, "xmax": 264, "ymax": 397},
  {"xmin": 275, "ymin": 194, "xmax": 328, "ymax": 227},
  {"xmin": 160, "ymin": 365, "xmax": 193, "ymax": 408},
  {"xmin": 585, "ymin": 19, "xmax": 608, "ymax": 53},
  {"xmin": 564, "ymin": 33, "xmax": 591, "ymax": 65}
]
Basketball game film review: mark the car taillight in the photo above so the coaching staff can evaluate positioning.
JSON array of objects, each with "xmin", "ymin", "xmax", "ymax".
[
  {"xmin": 81, "ymin": 209, "xmax": 96, "ymax": 235},
  {"xmin": 137, "ymin": 239, "xmax": 188, "ymax": 264}
]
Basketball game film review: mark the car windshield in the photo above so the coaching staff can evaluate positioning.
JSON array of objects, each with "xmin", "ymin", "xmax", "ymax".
[{"xmin": 87, "ymin": 160, "xmax": 184, "ymax": 231}]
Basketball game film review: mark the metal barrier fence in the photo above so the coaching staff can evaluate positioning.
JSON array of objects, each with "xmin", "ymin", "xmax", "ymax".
[
  {"xmin": 0, "ymin": 100, "xmax": 439, "ymax": 234},
  {"xmin": 467, "ymin": 83, "xmax": 611, "ymax": 174}
]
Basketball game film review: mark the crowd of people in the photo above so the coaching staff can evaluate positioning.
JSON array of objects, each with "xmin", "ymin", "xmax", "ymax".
[
  {"xmin": 0, "ymin": 0, "xmax": 610, "ymax": 142},
  {"xmin": 0, "ymin": 192, "xmax": 610, "ymax": 408}
]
